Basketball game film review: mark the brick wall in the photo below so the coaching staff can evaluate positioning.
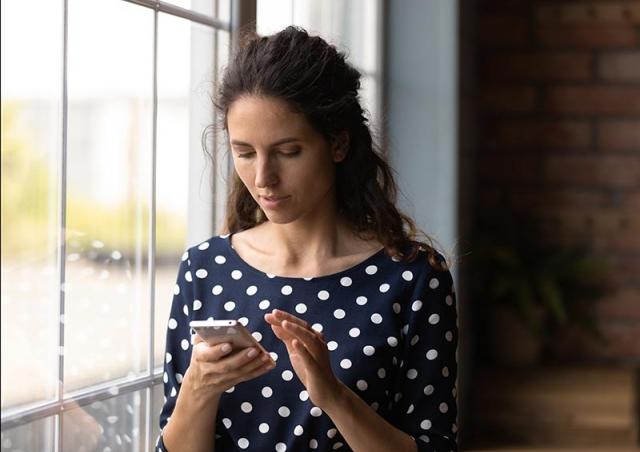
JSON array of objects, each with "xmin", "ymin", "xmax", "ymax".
[{"xmin": 476, "ymin": 0, "xmax": 640, "ymax": 364}]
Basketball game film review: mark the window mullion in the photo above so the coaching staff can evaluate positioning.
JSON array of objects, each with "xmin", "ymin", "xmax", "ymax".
[
  {"xmin": 146, "ymin": 6, "xmax": 160, "ymax": 452},
  {"xmin": 0, "ymin": 374, "xmax": 163, "ymax": 430},
  {"xmin": 56, "ymin": 0, "xmax": 70, "ymax": 450},
  {"xmin": 123, "ymin": 0, "xmax": 230, "ymax": 30}
]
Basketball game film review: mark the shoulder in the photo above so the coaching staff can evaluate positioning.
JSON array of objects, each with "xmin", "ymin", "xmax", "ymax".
[
  {"xmin": 182, "ymin": 234, "xmax": 231, "ymax": 264},
  {"xmin": 399, "ymin": 246, "xmax": 454, "ymax": 290}
]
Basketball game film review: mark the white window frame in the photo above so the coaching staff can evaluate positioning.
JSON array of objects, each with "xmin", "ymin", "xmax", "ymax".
[{"xmin": 0, "ymin": 2, "xmax": 251, "ymax": 451}]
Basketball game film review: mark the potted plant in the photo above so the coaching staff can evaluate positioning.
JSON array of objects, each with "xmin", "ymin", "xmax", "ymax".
[{"xmin": 472, "ymin": 208, "xmax": 608, "ymax": 367}]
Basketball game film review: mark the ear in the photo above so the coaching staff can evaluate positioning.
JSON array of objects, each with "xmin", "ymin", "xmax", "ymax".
[{"xmin": 331, "ymin": 131, "xmax": 349, "ymax": 163}]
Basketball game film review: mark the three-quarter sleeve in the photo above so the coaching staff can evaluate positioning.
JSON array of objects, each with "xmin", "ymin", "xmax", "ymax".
[
  {"xmin": 156, "ymin": 251, "xmax": 195, "ymax": 450},
  {"xmin": 389, "ymin": 263, "xmax": 458, "ymax": 452}
]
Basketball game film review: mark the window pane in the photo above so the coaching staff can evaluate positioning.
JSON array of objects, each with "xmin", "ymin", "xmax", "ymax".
[
  {"xmin": 217, "ymin": 0, "xmax": 230, "ymax": 22},
  {"xmin": 256, "ymin": 0, "xmax": 382, "ymax": 125},
  {"xmin": 361, "ymin": 75, "xmax": 381, "ymax": 136},
  {"xmin": 62, "ymin": 389, "xmax": 149, "ymax": 451},
  {"xmin": 257, "ymin": 0, "xmax": 380, "ymax": 71},
  {"xmin": 256, "ymin": 0, "xmax": 293, "ymax": 35},
  {"xmin": 0, "ymin": 416, "xmax": 55, "ymax": 451},
  {"xmin": 150, "ymin": 383, "xmax": 164, "ymax": 444},
  {"xmin": 64, "ymin": 0, "xmax": 153, "ymax": 392},
  {"xmin": 292, "ymin": 0, "xmax": 380, "ymax": 72},
  {"xmin": 1, "ymin": 0, "xmax": 61, "ymax": 409},
  {"xmin": 154, "ymin": 15, "xmax": 217, "ymax": 365}
]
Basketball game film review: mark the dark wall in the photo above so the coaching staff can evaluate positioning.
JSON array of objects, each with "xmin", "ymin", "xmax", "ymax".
[{"xmin": 473, "ymin": 0, "xmax": 640, "ymax": 364}]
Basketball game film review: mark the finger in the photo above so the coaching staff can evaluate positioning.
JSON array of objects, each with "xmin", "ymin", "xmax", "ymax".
[
  {"xmin": 264, "ymin": 312, "xmax": 286, "ymax": 328},
  {"xmin": 202, "ymin": 351, "xmax": 272, "ymax": 391},
  {"xmin": 270, "ymin": 323, "xmax": 288, "ymax": 341},
  {"xmin": 193, "ymin": 342, "xmax": 234, "ymax": 362},
  {"xmin": 290, "ymin": 338, "xmax": 320, "ymax": 371},
  {"xmin": 271, "ymin": 320, "xmax": 315, "ymax": 346},
  {"xmin": 274, "ymin": 309, "xmax": 309, "ymax": 327},
  {"xmin": 271, "ymin": 324, "xmax": 299, "ymax": 357},
  {"xmin": 192, "ymin": 333, "xmax": 205, "ymax": 345},
  {"xmin": 216, "ymin": 351, "xmax": 274, "ymax": 382},
  {"xmin": 268, "ymin": 309, "xmax": 309, "ymax": 328},
  {"xmin": 282, "ymin": 320, "xmax": 316, "ymax": 341},
  {"xmin": 228, "ymin": 356, "xmax": 276, "ymax": 387},
  {"xmin": 282, "ymin": 320, "xmax": 326, "ymax": 356},
  {"xmin": 214, "ymin": 346, "xmax": 272, "ymax": 373},
  {"xmin": 270, "ymin": 324, "xmax": 304, "ymax": 354}
]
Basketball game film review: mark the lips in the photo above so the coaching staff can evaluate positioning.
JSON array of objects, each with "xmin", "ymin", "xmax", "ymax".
[{"xmin": 259, "ymin": 195, "xmax": 290, "ymax": 209}]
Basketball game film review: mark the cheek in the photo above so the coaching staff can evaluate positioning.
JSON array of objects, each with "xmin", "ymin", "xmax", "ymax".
[
  {"xmin": 233, "ymin": 162, "xmax": 255, "ymax": 187},
  {"xmin": 303, "ymin": 159, "xmax": 335, "ymax": 187}
]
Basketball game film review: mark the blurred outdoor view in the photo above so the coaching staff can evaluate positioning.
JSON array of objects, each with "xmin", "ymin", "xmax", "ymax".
[
  {"xmin": 1, "ymin": 0, "xmax": 221, "ymax": 401},
  {"xmin": 1, "ymin": 2, "xmax": 222, "ymax": 449}
]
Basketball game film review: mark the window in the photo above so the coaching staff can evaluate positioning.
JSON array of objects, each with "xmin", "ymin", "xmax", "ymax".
[
  {"xmin": 2, "ymin": 1, "xmax": 384, "ymax": 449},
  {"xmin": 1, "ymin": 1, "xmax": 229, "ymax": 449},
  {"xmin": 257, "ymin": 0, "xmax": 384, "ymax": 131}
]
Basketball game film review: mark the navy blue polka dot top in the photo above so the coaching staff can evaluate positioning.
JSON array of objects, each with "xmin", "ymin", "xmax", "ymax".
[{"xmin": 157, "ymin": 234, "xmax": 458, "ymax": 451}]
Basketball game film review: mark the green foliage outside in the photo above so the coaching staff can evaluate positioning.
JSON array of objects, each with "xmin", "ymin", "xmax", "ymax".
[{"xmin": 2, "ymin": 102, "xmax": 187, "ymax": 261}]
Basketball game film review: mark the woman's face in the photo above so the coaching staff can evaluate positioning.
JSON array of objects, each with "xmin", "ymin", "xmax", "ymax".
[{"xmin": 227, "ymin": 95, "xmax": 345, "ymax": 225}]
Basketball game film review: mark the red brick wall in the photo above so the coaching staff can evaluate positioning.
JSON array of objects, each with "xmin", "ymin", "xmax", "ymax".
[{"xmin": 476, "ymin": 0, "xmax": 640, "ymax": 363}]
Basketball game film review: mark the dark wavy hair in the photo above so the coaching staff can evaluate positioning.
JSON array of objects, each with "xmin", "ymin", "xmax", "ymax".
[{"xmin": 206, "ymin": 26, "xmax": 444, "ymax": 267}]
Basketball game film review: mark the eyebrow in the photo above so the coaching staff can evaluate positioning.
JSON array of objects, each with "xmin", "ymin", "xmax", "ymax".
[{"xmin": 230, "ymin": 137, "xmax": 301, "ymax": 148}]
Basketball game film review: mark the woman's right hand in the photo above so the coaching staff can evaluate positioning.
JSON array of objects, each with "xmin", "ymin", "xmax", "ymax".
[{"xmin": 182, "ymin": 335, "xmax": 276, "ymax": 400}]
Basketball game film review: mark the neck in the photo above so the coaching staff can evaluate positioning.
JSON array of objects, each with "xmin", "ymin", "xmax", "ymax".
[{"xmin": 266, "ymin": 211, "xmax": 350, "ymax": 265}]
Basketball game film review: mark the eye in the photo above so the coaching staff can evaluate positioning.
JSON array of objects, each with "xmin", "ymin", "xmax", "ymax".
[
  {"xmin": 236, "ymin": 151, "xmax": 255, "ymax": 159},
  {"xmin": 280, "ymin": 149, "xmax": 301, "ymax": 157}
]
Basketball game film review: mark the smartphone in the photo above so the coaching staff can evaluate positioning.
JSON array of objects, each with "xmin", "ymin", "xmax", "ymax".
[{"xmin": 189, "ymin": 319, "xmax": 273, "ymax": 362}]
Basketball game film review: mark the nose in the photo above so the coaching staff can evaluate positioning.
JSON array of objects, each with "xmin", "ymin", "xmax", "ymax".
[{"xmin": 254, "ymin": 155, "xmax": 278, "ymax": 188}]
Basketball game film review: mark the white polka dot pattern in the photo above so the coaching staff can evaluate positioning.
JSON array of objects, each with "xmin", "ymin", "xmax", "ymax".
[{"xmin": 157, "ymin": 235, "xmax": 458, "ymax": 452}]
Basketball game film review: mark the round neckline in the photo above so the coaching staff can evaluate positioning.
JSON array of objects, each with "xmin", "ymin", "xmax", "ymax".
[{"xmin": 221, "ymin": 233, "xmax": 387, "ymax": 282}]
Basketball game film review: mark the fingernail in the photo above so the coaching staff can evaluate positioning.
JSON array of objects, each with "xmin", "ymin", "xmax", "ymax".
[
  {"xmin": 221, "ymin": 344, "xmax": 232, "ymax": 353},
  {"xmin": 247, "ymin": 348, "xmax": 258, "ymax": 358}
]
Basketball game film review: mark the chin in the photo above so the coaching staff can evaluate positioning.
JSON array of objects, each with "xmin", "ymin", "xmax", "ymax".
[{"xmin": 263, "ymin": 212, "xmax": 299, "ymax": 224}]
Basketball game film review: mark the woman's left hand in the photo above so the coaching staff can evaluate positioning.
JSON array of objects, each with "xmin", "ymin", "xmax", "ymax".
[{"xmin": 264, "ymin": 309, "xmax": 344, "ymax": 409}]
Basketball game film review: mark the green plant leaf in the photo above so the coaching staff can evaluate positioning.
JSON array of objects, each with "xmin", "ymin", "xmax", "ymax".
[{"xmin": 537, "ymin": 275, "xmax": 567, "ymax": 324}]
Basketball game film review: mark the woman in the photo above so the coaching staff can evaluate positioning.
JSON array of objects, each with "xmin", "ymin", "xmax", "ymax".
[{"xmin": 158, "ymin": 26, "xmax": 457, "ymax": 452}]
